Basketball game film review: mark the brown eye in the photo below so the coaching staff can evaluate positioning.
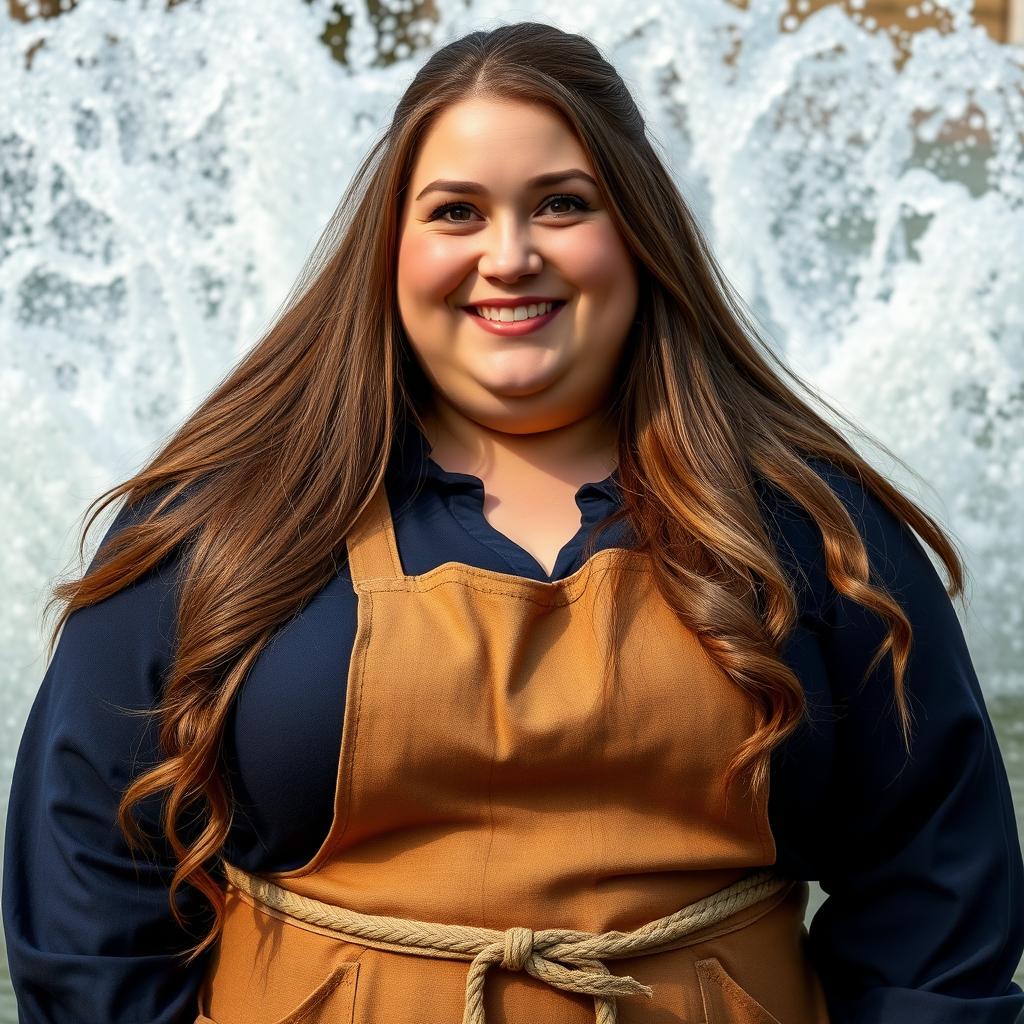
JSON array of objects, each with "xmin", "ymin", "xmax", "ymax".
[
  {"xmin": 427, "ymin": 194, "xmax": 590, "ymax": 224},
  {"xmin": 428, "ymin": 202, "xmax": 476, "ymax": 223},
  {"xmin": 543, "ymin": 194, "xmax": 589, "ymax": 217}
]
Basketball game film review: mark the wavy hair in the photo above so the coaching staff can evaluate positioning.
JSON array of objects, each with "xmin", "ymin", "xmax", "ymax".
[{"xmin": 44, "ymin": 21, "xmax": 966, "ymax": 964}]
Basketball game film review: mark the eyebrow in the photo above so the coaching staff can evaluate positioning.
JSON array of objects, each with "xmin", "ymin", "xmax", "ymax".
[{"xmin": 414, "ymin": 168, "xmax": 598, "ymax": 202}]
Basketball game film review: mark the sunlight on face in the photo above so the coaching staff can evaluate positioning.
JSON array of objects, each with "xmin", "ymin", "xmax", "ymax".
[{"xmin": 396, "ymin": 96, "xmax": 639, "ymax": 436}]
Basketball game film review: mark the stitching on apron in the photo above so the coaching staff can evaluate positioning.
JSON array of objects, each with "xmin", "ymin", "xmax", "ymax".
[
  {"xmin": 335, "ymin": 588, "xmax": 372, "ymax": 856},
  {"xmin": 226, "ymin": 884, "xmax": 374, "ymax": 954},
  {"xmin": 259, "ymin": 589, "xmax": 377, "ymax": 882},
  {"xmin": 355, "ymin": 553, "xmax": 648, "ymax": 605}
]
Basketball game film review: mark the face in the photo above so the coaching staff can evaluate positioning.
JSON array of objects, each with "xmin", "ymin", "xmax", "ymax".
[{"xmin": 396, "ymin": 96, "xmax": 639, "ymax": 438}]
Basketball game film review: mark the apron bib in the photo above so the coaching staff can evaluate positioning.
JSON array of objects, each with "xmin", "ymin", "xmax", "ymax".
[{"xmin": 196, "ymin": 482, "xmax": 830, "ymax": 1024}]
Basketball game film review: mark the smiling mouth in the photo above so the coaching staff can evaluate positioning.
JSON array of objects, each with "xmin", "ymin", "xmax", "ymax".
[
  {"xmin": 462, "ymin": 300, "xmax": 567, "ymax": 336},
  {"xmin": 466, "ymin": 300, "xmax": 567, "ymax": 323}
]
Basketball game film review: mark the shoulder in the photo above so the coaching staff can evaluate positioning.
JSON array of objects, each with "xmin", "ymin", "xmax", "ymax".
[
  {"xmin": 752, "ymin": 457, "xmax": 941, "ymax": 625},
  {"xmin": 53, "ymin": 485, "xmax": 191, "ymax": 713}
]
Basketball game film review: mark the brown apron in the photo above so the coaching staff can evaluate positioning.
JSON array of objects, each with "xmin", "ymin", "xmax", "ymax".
[{"xmin": 196, "ymin": 481, "xmax": 831, "ymax": 1024}]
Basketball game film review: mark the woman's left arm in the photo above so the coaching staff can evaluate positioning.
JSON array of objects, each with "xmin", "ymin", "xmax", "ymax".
[{"xmin": 807, "ymin": 468, "xmax": 1024, "ymax": 1024}]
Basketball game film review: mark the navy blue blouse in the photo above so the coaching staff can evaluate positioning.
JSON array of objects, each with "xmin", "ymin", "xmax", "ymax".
[{"xmin": 4, "ymin": 419, "xmax": 1023, "ymax": 1023}]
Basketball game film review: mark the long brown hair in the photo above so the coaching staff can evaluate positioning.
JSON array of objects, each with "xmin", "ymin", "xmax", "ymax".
[{"xmin": 44, "ymin": 21, "xmax": 966, "ymax": 964}]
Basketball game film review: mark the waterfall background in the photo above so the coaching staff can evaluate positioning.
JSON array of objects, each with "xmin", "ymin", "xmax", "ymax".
[{"xmin": 1, "ymin": 0, "xmax": 1022, "ymax": 1013}]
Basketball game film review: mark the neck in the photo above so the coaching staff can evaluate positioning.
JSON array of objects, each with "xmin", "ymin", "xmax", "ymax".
[{"xmin": 419, "ymin": 402, "xmax": 618, "ymax": 485}]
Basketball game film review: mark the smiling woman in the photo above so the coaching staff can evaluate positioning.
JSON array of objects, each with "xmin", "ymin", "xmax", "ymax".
[
  {"xmin": 397, "ymin": 97, "xmax": 637, "ymax": 429},
  {"xmin": 3, "ymin": 18, "xmax": 1021, "ymax": 1024},
  {"xmin": 395, "ymin": 95, "xmax": 637, "ymax": 562}
]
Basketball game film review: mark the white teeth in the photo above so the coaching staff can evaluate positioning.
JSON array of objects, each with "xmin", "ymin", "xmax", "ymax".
[{"xmin": 474, "ymin": 301, "xmax": 557, "ymax": 322}]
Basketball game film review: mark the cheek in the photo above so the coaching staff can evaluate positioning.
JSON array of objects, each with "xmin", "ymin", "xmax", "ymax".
[
  {"xmin": 556, "ymin": 222, "xmax": 634, "ymax": 296},
  {"xmin": 397, "ymin": 230, "xmax": 465, "ymax": 303}
]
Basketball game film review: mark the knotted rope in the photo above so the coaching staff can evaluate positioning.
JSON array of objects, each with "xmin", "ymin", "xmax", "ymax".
[{"xmin": 222, "ymin": 862, "xmax": 790, "ymax": 1024}]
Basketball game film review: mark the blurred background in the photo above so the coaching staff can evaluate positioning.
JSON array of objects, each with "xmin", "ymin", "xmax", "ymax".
[{"xmin": 1, "ymin": 0, "xmax": 1022, "ymax": 1015}]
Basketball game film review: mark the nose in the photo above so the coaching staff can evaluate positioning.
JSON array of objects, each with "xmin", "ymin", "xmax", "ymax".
[{"xmin": 476, "ymin": 218, "xmax": 543, "ymax": 281}]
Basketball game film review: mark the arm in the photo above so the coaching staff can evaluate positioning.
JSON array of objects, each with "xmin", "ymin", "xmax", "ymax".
[
  {"xmin": 808, "ymin": 467, "xmax": 1024, "ymax": 1023},
  {"xmin": 2, "ymin": 501, "xmax": 216, "ymax": 1023}
]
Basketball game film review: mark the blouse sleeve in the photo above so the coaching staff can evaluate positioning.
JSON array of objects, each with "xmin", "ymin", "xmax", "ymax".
[
  {"xmin": 1, "ymin": 499, "xmax": 216, "ymax": 1023},
  {"xmin": 807, "ymin": 466, "xmax": 1024, "ymax": 1023}
]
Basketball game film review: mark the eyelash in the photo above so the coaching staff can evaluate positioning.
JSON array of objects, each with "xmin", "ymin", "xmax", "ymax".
[{"xmin": 427, "ymin": 193, "xmax": 591, "ymax": 224}]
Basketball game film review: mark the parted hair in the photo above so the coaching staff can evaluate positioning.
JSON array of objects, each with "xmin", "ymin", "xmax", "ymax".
[{"xmin": 45, "ymin": 21, "xmax": 965, "ymax": 964}]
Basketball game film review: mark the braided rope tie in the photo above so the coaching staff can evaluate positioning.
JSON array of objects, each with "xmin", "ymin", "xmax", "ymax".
[{"xmin": 223, "ymin": 862, "xmax": 789, "ymax": 1024}]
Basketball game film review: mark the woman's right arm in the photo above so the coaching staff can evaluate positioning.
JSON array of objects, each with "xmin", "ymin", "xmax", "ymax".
[{"xmin": 2, "ymin": 501, "xmax": 216, "ymax": 1023}]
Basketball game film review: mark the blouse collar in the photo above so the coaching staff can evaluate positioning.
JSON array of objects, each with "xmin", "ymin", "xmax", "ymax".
[{"xmin": 387, "ymin": 413, "xmax": 622, "ymax": 506}]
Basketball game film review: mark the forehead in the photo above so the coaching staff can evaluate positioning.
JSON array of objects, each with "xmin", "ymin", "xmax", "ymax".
[{"xmin": 408, "ymin": 97, "xmax": 594, "ymax": 191}]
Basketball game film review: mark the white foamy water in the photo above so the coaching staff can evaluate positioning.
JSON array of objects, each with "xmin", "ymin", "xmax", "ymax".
[{"xmin": 1, "ymin": 0, "xmax": 1022, "ymax": 1008}]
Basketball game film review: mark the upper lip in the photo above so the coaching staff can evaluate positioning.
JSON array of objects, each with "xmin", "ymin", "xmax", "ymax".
[{"xmin": 462, "ymin": 296, "xmax": 567, "ymax": 309}]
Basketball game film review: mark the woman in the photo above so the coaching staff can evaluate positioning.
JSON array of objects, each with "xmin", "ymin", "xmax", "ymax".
[{"xmin": 3, "ymin": 21, "xmax": 1022, "ymax": 1024}]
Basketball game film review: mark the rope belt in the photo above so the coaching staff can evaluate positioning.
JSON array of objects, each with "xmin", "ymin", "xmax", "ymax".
[{"xmin": 222, "ymin": 862, "xmax": 791, "ymax": 1024}]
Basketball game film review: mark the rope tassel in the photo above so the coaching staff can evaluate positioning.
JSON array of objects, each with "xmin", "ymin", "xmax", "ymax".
[{"xmin": 463, "ymin": 925, "xmax": 654, "ymax": 1024}]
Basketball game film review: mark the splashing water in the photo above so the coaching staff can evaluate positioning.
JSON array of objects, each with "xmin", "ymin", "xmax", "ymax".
[
  {"xmin": 0, "ymin": 0, "xmax": 1022, "ymax": 993},
  {"xmin": 2, "ymin": 0, "xmax": 1023, "ymax": 720}
]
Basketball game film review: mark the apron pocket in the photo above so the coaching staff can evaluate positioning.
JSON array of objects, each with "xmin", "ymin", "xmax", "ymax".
[
  {"xmin": 195, "ymin": 961, "xmax": 360, "ymax": 1024},
  {"xmin": 695, "ymin": 957, "xmax": 783, "ymax": 1024}
]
